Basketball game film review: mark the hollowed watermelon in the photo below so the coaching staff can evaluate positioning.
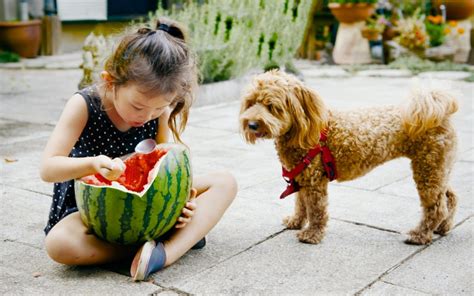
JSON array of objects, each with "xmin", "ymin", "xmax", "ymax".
[{"xmin": 75, "ymin": 143, "xmax": 192, "ymax": 245}]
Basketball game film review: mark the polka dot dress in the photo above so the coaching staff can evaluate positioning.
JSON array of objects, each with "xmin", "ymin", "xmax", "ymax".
[{"xmin": 44, "ymin": 86, "xmax": 158, "ymax": 235}]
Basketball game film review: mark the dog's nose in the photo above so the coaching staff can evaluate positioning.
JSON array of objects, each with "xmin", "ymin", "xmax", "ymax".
[{"xmin": 248, "ymin": 121, "xmax": 259, "ymax": 131}]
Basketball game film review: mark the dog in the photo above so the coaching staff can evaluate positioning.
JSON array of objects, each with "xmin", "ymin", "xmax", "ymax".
[{"xmin": 239, "ymin": 70, "xmax": 458, "ymax": 245}]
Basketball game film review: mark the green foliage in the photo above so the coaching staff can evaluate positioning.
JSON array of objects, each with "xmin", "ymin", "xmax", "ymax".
[
  {"xmin": 388, "ymin": 55, "xmax": 473, "ymax": 74},
  {"xmin": 425, "ymin": 21, "xmax": 445, "ymax": 47},
  {"xmin": 150, "ymin": 0, "xmax": 312, "ymax": 83},
  {"xmin": 0, "ymin": 50, "xmax": 20, "ymax": 63}
]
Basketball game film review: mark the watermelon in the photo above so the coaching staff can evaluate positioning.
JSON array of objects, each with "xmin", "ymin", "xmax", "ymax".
[{"xmin": 75, "ymin": 143, "xmax": 192, "ymax": 245}]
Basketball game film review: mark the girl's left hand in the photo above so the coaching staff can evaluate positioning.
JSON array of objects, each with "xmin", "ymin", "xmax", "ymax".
[{"xmin": 175, "ymin": 188, "xmax": 197, "ymax": 229}]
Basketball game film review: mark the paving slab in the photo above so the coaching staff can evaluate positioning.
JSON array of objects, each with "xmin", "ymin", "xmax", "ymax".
[
  {"xmin": 417, "ymin": 71, "xmax": 472, "ymax": 80},
  {"xmin": 356, "ymin": 69, "xmax": 412, "ymax": 78},
  {"xmin": 381, "ymin": 217, "xmax": 474, "ymax": 295},
  {"xmin": 167, "ymin": 221, "xmax": 420, "ymax": 295},
  {"xmin": 302, "ymin": 67, "xmax": 351, "ymax": 78},
  {"xmin": 1, "ymin": 139, "xmax": 52, "ymax": 196},
  {"xmin": 361, "ymin": 281, "xmax": 431, "ymax": 295},
  {"xmin": 1, "ymin": 187, "xmax": 50, "ymax": 248},
  {"xmin": 0, "ymin": 241, "xmax": 159, "ymax": 295}
]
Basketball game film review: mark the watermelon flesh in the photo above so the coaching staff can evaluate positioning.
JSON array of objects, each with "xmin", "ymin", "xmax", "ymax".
[
  {"xmin": 82, "ymin": 149, "xmax": 168, "ymax": 192},
  {"xmin": 75, "ymin": 144, "xmax": 192, "ymax": 245}
]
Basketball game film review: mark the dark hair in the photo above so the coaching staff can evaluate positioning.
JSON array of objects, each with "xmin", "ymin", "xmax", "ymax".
[{"xmin": 104, "ymin": 17, "xmax": 198, "ymax": 143}]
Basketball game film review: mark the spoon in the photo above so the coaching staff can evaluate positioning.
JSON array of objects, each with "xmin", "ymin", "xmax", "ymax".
[{"xmin": 135, "ymin": 138, "xmax": 157, "ymax": 154}]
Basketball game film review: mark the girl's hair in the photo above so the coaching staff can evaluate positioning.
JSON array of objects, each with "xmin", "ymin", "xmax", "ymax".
[{"xmin": 104, "ymin": 17, "xmax": 198, "ymax": 143}]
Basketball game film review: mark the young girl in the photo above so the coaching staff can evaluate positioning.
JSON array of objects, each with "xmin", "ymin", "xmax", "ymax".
[{"xmin": 40, "ymin": 18, "xmax": 237, "ymax": 281}]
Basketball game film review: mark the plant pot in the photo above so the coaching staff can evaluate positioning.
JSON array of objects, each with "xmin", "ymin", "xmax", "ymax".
[
  {"xmin": 361, "ymin": 28, "xmax": 380, "ymax": 40},
  {"xmin": 328, "ymin": 3, "xmax": 375, "ymax": 24},
  {"xmin": 432, "ymin": 0, "xmax": 474, "ymax": 20},
  {"xmin": 0, "ymin": 20, "xmax": 42, "ymax": 58}
]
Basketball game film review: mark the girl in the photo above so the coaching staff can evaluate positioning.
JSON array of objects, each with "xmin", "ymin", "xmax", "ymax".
[{"xmin": 40, "ymin": 18, "xmax": 237, "ymax": 281}]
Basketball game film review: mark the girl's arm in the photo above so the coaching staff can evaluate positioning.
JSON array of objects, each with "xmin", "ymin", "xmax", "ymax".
[
  {"xmin": 155, "ymin": 106, "xmax": 172, "ymax": 144},
  {"xmin": 40, "ymin": 94, "xmax": 122, "ymax": 183}
]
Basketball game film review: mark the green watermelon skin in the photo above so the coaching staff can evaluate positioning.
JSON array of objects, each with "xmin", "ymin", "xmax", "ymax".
[{"xmin": 75, "ymin": 143, "xmax": 192, "ymax": 245}]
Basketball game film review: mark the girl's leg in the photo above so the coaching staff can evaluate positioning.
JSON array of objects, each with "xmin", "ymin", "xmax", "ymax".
[
  {"xmin": 45, "ymin": 212, "xmax": 137, "ymax": 265},
  {"xmin": 162, "ymin": 171, "xmax": 237, "ymax": 266}
]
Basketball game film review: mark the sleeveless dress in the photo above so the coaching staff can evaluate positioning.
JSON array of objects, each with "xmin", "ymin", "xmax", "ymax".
[{"xmin": 44, "ymin": 86, "xmax": 158, "ymax": 234}]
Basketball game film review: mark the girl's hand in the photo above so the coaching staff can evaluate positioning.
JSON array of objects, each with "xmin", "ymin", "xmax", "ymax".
[
  {"xmin": 175, "ymin": 188, "xmax": 198, "ymax": 229},
  {"xmin": 94, "ymin": 155, "xmax": 126, "ymax": 181}
]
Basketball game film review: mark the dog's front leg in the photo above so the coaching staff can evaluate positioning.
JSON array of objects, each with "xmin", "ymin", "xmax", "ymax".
[
  {"xmin": 283, "ymin": 192, "xmax": 307, "ymax": 229},
  {"xmin": 296, "ymin": 185, "xmax": 328, "ymax": 244}
]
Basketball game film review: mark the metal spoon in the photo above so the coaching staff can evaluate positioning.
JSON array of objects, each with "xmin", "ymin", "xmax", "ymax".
[{"xmin": 135, "ymin": 138, "xmax": 157, "ymax": 154}]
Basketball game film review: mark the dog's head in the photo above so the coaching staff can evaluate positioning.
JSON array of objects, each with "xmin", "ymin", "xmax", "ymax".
[{"xmin": 239, "ymin": 70, "xmax": 328, "ymax": 149}]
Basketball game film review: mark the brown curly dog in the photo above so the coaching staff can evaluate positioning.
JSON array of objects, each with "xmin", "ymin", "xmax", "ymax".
[{"xmin": 239, "ymin": 70, "xmax": 458, "ymax": 245}]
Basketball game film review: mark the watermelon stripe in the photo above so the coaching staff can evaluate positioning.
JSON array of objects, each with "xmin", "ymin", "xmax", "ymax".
[
  {"xmin": 151, "ymin": 158, "xmax": 174, "ymax": 237},
  {"xmin": 117, "ymin": 193, "xmax": 134, "ymax": 244},
  {"xmin": 139, "ymin": 185, "xmax": 156, "ymax": 241},
  {"xmin": 96, "ymin": 188, "xmax": 108, "ymax": 239}
]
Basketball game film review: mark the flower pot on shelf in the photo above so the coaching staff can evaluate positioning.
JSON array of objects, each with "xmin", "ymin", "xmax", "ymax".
[
  {"xmin": 432, "ymin": 0, "xmax": 474, "ymax": 20},
  {"xmin": 0, "ymin": 19, "xmax": 42, "ymax": 58},
  {"xmin": 328, "ymin": 3, "xmax": 375, "ymax": 24}
]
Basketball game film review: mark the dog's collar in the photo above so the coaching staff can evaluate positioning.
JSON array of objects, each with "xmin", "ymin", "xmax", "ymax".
[{"xmin": 280, "ymin": 130, "xmax": 337, "ymax": 199}]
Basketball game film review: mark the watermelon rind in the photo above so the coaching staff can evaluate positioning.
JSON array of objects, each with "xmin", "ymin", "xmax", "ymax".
[{"xmin": 74, "ymin": 143, "xmax": 192, "ymax": 245}]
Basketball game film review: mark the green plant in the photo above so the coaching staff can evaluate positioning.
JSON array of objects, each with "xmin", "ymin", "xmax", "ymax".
[
  {"xmin": 394, "ymin": 9, "xmax": 429, "ymax": 52},
  {"xmin": 149, "ymin": 0, "xmax": 312, "ymax": 83},
  {"xmin": 0, "ymin": 50, "xmax": 20, "ymax": 63},
  {"xmin": 388, "ymin": 55, "xmax": 473, "ymax": 74},
  {"xmin": 425, "ymin": 15, "xmax": 445, "ymax": 47}
]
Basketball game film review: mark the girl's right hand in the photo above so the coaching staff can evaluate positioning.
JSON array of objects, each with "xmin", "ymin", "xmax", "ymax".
[{"xmin": 94, "ymin": 155, "xmax": 126, "ymax": 181}]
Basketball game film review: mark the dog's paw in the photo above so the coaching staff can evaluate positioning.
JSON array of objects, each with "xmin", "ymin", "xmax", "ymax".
[
  {"xmin": 404, "ymin": 229, "xmax": 433, "ymax": 245},
  {"xmin": 434, "ymin": 220, "xmax": 453, "ymax": 236},
  {"xmin": 283, "ymin": 215, "xmax": 304, "ymax": 230},
  {"xmin": 297, "ymin": 228, "xmax": 325, "ymax": 244}
]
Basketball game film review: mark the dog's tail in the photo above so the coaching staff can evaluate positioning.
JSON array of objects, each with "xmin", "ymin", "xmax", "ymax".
[{"xmin": 401, "ymin": 84, "xmax": 458, "ymax": 139}]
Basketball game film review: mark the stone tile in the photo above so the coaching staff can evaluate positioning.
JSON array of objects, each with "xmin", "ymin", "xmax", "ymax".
[
  {"xmin": 0, "ymin": 119, "xmax": 52, "ymax": 145},
  {"xmin": 357, "ymin": 69, "xmax": 412, "ymax": 78},
  {"xmin": 152, "ymin": 191, "xmax": 290, "ymax": 286},
  {"xmin": 187, "ymin": 101, "xmax": 241, "ymax": 124},
  {"xmin": 382, "ymin": 218, "xmax": 474, "ymax": 295},
  {"xmin": 302, "ymin": 67, "xmax": 351, "ymax": 78},
  {"xmin": 0, "ymin": 241, "xmax": 159, "ymax": 295},
  {"xmin": 418, "ymin": 71, "xmax": 472, "ymax": 80},
  {"xmin": 1, "ymin": 140, "xmax": 53, "ymax": 196},
  {"xmin": 168, "ymin": 221, "xmax": 420, "ymax": 295},
  {"xmin": 328, "ymin": 184, "xmax": 472, "ymax": 234},
  {"xmin": 379, "ymin": 161, "xmax": 473, "ymax": 211},
  {"xmin": 1, "ymin": 187, "xmax": 51, "ymax": 248},
  {"xmin": 459, "ymin": 148, "xmax": 473, "ymax": 162},
  {"xmin": 362, "ymin": 281, "xmax": 431, "ymax": 295}
]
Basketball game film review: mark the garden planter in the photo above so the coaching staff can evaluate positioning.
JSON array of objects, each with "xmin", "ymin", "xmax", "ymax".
[
  {"xmin": 432, "ymin": 0, "xmax": 474, "ymax": 20},
  {"xmin": 328, "ymin": 3, "xmax": 375, "ymax": 24},
  {"xmin": 0, "ymin": 20, "xmax": 42, "ymax": 58}
]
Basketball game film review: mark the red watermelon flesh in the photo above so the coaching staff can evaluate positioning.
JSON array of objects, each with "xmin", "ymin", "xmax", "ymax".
[{"xmin": 82, "ymin": 149, "xmax": 168, "ymax": 192}]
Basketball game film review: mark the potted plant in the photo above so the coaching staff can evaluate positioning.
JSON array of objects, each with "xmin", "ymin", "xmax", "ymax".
[
  {"xmin": 361, "ymin": 14, "xmax": 389, "ymax": 41},
  {"xmin": 328, "ymin": 0, "xmax": 377, "ymax": 24},
  {"xmin": 432, "ymin": 0, "xmax": 474, "ymax": 21},
  {"xmin": 0, "ymin": 0, "xmax": 42, "ymax": 58}
]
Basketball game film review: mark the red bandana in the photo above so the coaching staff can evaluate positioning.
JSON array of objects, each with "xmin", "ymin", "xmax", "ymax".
[{"xmin": 280, "ymin": 131, "xmax": 337, "ymax": 199}]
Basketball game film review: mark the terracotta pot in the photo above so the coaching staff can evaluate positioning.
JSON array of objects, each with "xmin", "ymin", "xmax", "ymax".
[
  {"xmin": 0, "ymin": 20, "xmax": 42, "ymax": 58},
  {"xmin": 432, "ymin": 0, "xmax": 474, "ymax": 20},
  {"xmin": 328, "ymin": 3, "xmax": 375, "ymax": 24}
]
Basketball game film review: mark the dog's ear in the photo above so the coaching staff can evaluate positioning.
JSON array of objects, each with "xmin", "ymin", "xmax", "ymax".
[{"xmin": 286, "ymin": 84, "xmax": 328, "ymax": 149}]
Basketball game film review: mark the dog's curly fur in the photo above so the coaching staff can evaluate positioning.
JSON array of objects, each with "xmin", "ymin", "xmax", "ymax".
[{"xmin": 239, "ymin": 70, "xmax": 458, "ymax": 245}]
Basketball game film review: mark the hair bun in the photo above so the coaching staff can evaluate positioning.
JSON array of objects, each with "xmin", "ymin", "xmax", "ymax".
[{"xmin": 156, "ymin": 21, "xmax": 185, "ymax": 41}]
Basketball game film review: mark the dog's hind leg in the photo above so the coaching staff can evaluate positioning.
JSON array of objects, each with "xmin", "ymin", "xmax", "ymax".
[
  {"xmin": 283, "ymin": 193, "xmax": 307, "ymax": 229},
  {"xmin": 296, "ymin": 185, "xmax": 328, "ymax": 244},
  {"xmin": 406, "ymin": 157, "xmax": 453, "ymax": 245},
  {"xmin": 434, "ymin": 187, "xmax": 457, "ymax": 236}
]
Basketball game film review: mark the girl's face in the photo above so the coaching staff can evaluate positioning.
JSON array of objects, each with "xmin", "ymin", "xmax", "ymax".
[{"xmin": 113, "ymin": 83, "xmax": 174, "ymax": 128}]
